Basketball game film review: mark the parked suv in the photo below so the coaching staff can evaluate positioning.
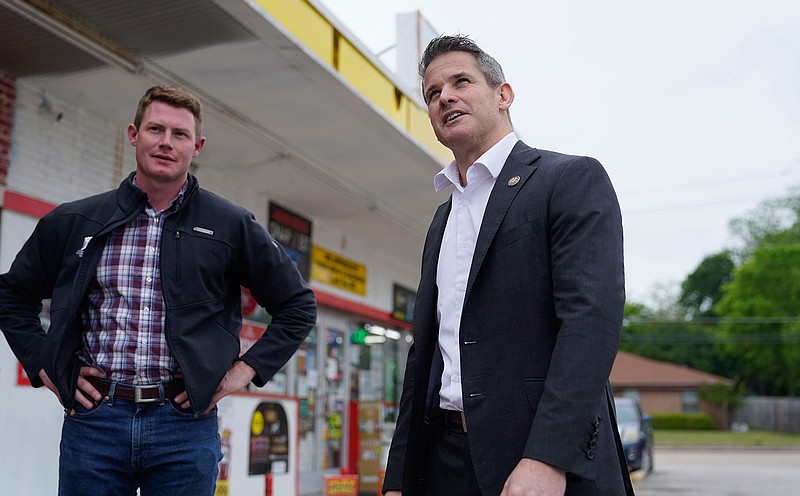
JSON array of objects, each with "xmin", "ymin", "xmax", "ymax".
[{"xmin": 614, "ymin": 397, "xmax": 654, "ymax": 473}]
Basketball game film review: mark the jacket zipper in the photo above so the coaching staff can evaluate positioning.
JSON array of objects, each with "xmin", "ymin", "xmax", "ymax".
[
  {"xmin": 174, "ymin": 229, "xmax": 182, "ymax": 284},
  {"xmin": 165, "ymin": 225, "xmax": 197, "ymax": 415}
]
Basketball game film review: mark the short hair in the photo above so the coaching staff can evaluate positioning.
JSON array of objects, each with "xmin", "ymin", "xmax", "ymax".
[
  {"xmin": 419, "ymin": 34, "xmax": 506, "ymax": 102},
  {"xmin": 133, "ymin": 85, "xmax": 203, "ymax": 136}
]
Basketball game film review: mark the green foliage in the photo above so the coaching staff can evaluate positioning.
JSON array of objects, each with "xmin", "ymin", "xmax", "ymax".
[
  {"xmin": 655, "ymin": 429, "xmax": 800, "ymax": 446},
  {"xmin": 621, "ymin": 302, "xmax": 735, "ymax": 378},
  {"xmin": 621, "ymin": 321, "xmax": 719, "ymax": 372},
  {"xmin": 651, "ymin": 412, "xmax": 716, "ymax": 430},
  {"xmin": 679, "ymin": 251, "xmax": 735, "ymax": 318},
  {"xmin": 629, "ymin": 187, "xmax": 800, "ymax": 398},
  {"xmin": 728, "ymin": 190, "xmax": 800, "ymax": 258},
  {"xmin": 714, "ymin": 244, "xmax": 800, "ymax": 396},
  {"xmin": 698, "ymin": 382, "xmax": 745, "ymax": 409}
]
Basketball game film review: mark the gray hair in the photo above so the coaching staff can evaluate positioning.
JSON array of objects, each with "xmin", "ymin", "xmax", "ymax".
[{"xmin": 419, "ymin": 34, "xmax": 506, "ymax": 102}]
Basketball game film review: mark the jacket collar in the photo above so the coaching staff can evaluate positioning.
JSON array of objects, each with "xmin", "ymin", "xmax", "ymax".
[{"xmin": 116, "ymin": 171, "xmax": 199, "ymax": 213}]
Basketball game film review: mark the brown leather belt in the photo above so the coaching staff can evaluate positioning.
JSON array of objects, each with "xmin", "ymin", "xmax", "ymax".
[
  {"xmin": 86, "ymin": 376, "xmax": 185, "ymax": 404},
  {"xmin": 444, "ymin": 410, "xmax": 468, "ymax": 433}
]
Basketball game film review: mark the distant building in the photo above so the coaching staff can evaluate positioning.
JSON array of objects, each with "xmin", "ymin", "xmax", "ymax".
[{"xmin": 611, "ymin": 351, "xmax": 733, "ymax": 427}]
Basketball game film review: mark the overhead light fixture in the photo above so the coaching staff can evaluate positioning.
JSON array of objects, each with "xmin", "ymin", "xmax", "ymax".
[
  {"xmin": 364, "ymin": 336, "xmax": 386, "ymax": 345},
  {"xmin": 367, "ymin": 325, "xmax": 386, "ymax": 336},
  {"xmin": 2, "ymin": 0, "xmax": 142, "ymax": 74},
  {"xmin": 385, "ymin": 329, "xmax": 402, "ymax": 340}
]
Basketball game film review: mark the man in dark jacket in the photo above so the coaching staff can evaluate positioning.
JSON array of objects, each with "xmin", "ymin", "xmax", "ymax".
[
  {"xmin": 382, "ymin": 36, "xmax": 633, "ymax": 496},
  {"xmin": 0, "ymin": 85, "xmax": 317, "ymax": 495}
]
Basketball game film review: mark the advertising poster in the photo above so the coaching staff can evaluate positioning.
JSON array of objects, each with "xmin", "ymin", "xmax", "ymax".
[
  {"xmin": 248, "ymin": 402, "xmax": 290, "ymax": 475},
  {"xmin": 358, "ymin": 401, "xmax": 382, "ymax": 492},
  {"xmin": 324, "ymin": 474, "xmax": 358, "ymax": 496}
]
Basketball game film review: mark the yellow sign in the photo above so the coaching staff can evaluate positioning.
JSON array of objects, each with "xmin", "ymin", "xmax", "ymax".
[
  {"xmin": 311, "ymin": 246, "xmax": 367, "ymax": 295},
  {"xmin": 213, "ymin": 480, "xmax": 229, "ymax": 496},
  {"xmin": 251, "ymin": 410, "xmax": 264, "ymax": 436}
]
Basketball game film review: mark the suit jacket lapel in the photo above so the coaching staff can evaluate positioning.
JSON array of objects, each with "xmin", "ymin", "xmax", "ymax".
[{"xmin": 465, "ymin": 142, "xmax": 540, "ymax": 298}]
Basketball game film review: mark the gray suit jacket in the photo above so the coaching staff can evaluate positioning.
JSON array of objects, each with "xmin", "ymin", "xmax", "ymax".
[{"xmin": 384, "ymin": 141, "xmax": 633, "ymax": 495}]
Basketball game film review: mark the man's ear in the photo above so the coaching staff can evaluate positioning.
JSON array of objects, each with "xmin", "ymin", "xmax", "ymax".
[
  {"xmin": 127, "ymin": 123, "xmax": 138, "ymax": 146},
  {"xmin": 193, "ymin": 136, "xmax": 206, "ymax": 157},
  {"xmin": 498, "ymin": 82, "xmax": 514, "ymax": 111}
]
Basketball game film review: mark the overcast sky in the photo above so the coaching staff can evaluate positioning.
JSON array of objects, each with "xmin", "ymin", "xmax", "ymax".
[{"xmin": 320, "ymin": 0, "xmax": 800, "ymax": 305}]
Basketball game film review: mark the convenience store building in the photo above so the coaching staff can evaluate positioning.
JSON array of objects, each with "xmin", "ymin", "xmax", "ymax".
[{"xmin": 0, "ymin": 1, "xmax": 448, "ymax": 494}]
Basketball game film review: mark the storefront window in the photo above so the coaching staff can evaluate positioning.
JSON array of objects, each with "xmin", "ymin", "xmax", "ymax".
[
  {"xmin": 297, "ymin": 329, "xmax": 318, "ymax": 472},
  {"xmin": 350, "ymin": 335, "xmax": 384, "ymax": 401},
  {"xmin": 323, "ymin": 328, "xmax": 346, "ymax": 468},
  {"xmin": 347, "ymin": 322, "xmax": 411, "ymax": 492},
  {"xmin": 383, "ymin": 334, "xmax": 401, "ymax": 411},
  {"xmin": 296, "ymin": 313, "xmax": 412, "ymax": 495}
]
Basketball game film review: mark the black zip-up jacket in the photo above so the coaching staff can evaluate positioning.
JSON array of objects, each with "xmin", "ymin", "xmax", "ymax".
[{"xmin": 0, "ymin": 172, "xmax": 316, "ymax": 413}]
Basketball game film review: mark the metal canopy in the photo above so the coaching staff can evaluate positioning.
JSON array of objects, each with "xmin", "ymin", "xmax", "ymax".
[{"xmin": 0, "ymin": 0, "xmax": 448, "ymax": 272}]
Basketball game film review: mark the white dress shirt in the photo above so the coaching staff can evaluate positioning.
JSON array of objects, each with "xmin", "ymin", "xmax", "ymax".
[{"xmin": 434, "ymin": 132, "xmax": 518, "ymax": 411}]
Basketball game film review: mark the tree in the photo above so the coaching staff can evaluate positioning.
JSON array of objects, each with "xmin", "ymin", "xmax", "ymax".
[
  {"xmin": 714, "ymin": 244, "xmax": 800, "ymax": 396},
  {"xmin": 679, "ymin": 251, "xmax": 735, "ymax": 319},
  {"xmin": 625, "ymin": 186, "xmax": 800, "ymax": 395},
  {"xmin": 621, "ymin": 302, "xmax": 722, "ymax": 375},
  {"xmin": 729, "ymin": 187, "xmax": 800, "ymax": 258}
]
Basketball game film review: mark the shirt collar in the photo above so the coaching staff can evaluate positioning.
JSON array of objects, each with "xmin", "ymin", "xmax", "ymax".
[
  {"xmin": 132, "ymin": 174, "xmax": 189, "ymax": 213},
  {"xmin": 433, "ymin": 132, "xmax": 518, "ymax": 192}
]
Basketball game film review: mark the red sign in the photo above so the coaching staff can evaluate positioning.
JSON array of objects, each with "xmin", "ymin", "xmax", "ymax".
[
  {"xmin": 325, "ymin": 475, "xmax": 358, "ymax": 496},
  {"xmin": 241, "ymin": 287, "xmax": 258, "ymax": 317},
  {"xmin": 17, "ymin": 362, "xmax": 31, "ymax": 386},
  {"xmin": 239, "ymin": 321, "xmax": 268, "ymax": 355}
]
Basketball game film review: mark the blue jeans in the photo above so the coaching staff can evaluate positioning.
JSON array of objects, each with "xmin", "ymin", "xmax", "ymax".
[{"xmin": 58, "ymin": 388, "xmax": 221, "ymax": 496}]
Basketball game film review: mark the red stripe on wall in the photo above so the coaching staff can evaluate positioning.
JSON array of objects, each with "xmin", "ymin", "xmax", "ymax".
[
  {"xmin": 3, "ymin": 190, "xmax": 56, "ymax": 218},
  {"xmin": 313, "ymin": 289, "xmax": 412, "ymax": 331}
]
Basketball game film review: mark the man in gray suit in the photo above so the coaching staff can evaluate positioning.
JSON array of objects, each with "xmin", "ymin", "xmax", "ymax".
[{"xmin": 383, "ymin": 35, "xmax": 634, "ymax": 496}]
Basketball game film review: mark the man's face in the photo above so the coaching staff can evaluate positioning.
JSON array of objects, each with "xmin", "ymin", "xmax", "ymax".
[
  {"xmin": 423, "ymin": 51, "xmax": 512, "ymax": 160},
  {"xmin": 127, "ymin": 101, "xmax": 204, "ymax": 186}
]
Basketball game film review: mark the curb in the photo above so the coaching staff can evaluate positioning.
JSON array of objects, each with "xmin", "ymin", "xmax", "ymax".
[{"xmin": 656, "ymin": 444, "xmax": 800, "ymax": 451}]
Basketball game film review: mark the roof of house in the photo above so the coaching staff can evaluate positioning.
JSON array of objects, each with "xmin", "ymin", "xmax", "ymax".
[{"xmin": 610, "ymin": 351, "xmax": 732, "ymax": 389}]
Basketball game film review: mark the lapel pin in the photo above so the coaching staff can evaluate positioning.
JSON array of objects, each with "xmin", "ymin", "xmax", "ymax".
[{"xmin": 508, "ymin": 175, "xmax": 521, "ymax": 187}]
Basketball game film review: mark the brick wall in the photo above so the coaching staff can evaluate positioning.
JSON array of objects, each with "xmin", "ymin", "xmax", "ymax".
[
  {"xmin": 0, "ymin": 71, "xmax": 16, "ymax": 186},
  {"xmin": 6, "ymin": 80, "xmax": 123, "ymax": 204},
  {"xmin": 638, "ymin": 390, "xmax": 682, "ymax": 413}
]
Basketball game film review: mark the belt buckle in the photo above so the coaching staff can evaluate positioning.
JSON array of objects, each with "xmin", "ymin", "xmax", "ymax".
[{"xmin": 134, "ymin": 384, "xmax": 161, "ymax": 403}]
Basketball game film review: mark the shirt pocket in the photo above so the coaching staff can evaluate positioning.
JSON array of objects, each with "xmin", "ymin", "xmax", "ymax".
[{"xmin": 166, "ymin": 227, "xmax": 233, "ymax": 303}]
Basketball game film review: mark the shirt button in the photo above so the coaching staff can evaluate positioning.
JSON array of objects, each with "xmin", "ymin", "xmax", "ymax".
[
  {"xmin": 146, "ymin": 277, "xmax": 152, "ymax": 283},
  {"xmin": 143, "ymin": 307, "xmax": 150, "ymax": 313}
]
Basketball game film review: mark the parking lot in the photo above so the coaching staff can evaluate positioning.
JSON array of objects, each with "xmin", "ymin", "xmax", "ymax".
[{"xmin": 633, "ymin": 448, "xmax": 800, "ymax": 496}]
